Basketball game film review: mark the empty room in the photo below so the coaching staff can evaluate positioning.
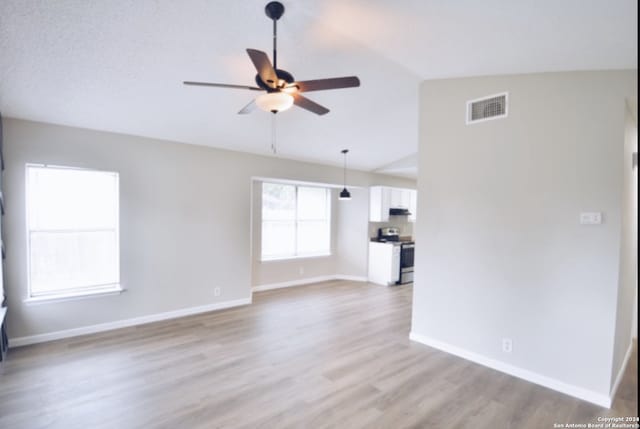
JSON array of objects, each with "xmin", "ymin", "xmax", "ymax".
[{"xmin": 0, "ymin": 1, "xmax": 637, "ymax": 428}]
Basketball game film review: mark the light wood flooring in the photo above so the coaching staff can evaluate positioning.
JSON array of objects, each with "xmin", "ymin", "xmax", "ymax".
[{"xmin": 0, "ymin": 280, "xmax": 637, "ymax": 428}]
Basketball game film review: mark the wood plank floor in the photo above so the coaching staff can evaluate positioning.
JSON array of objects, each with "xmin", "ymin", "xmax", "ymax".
[{"xmin": 0, "ymin": 280, "xmax": 637, "ymax": 428}]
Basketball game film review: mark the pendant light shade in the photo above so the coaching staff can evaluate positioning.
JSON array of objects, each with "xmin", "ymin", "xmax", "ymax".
[
  {"xmin": 339, "ymin": 187, "xmax": 351, "ymax": 200},
  {"xmin": 339, "ymin": 149, "xmax": 352, "ymax": 201}
]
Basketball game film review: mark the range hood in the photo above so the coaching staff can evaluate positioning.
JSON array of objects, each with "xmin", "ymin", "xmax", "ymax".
[{"xmin": 389, "ymin": 208, "xmax": 412, "ymax": 216}]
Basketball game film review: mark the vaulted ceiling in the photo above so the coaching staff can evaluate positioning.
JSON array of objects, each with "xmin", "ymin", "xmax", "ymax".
[{"xmin": 0, "ymin": 0, "xmax": 637, "ymax": 175}]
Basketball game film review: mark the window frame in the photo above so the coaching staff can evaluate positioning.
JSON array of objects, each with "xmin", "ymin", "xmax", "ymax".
[
  {"xmin": 261, "ymin": 182, "xmax": 332, "ymax": 261},
  {"xmin": 24, "ymin": 163, "xmax": 122, "ymax": 302}
]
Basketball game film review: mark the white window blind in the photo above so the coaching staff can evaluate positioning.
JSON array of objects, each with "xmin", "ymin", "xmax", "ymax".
[
  {"xmin": 26, "ymin": 165, "xmax": 120, "ymax": 298},
  {"xmin": 261, "ymin": 182, "xmax": 331, "ymax": 260}
]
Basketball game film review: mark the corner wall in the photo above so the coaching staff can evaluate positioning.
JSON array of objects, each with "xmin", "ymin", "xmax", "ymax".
[
  {"xmin": 610, "ymin": 104, "xmax": 638, "ymax": 392},
  {"xmin": 250, "ymin": 178, "xmax": 413, "ymax": 289},
  {"xmin": 412, "ymin": 70, "xmax": 637, "ymax": 405},
  {"xmin": 250, "ymin": 180, "xmax": 341, "ymax": 288}
]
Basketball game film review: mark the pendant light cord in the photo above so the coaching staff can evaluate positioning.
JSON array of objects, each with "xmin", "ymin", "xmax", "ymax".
[
  {"xmin": 342, "ymin": 149, "xmax": 348, "ymax": 187},
  {"xmin": 343, "ymin": 152, "xmax": 347, "ymax": 186}
]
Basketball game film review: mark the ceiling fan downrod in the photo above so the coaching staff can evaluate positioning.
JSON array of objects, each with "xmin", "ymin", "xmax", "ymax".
[{"xmin": 265, "ymin": 1, "xmax": 285, "ymax": 70}]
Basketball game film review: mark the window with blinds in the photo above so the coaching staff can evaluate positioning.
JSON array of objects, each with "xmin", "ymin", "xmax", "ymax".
[
  {"xmin": 26, "ymin": 164, "xmax": 120, "ymax": 298},
  {"xmin": 261, "ymin": 182, "xmax": 331, "ymax": 260}
]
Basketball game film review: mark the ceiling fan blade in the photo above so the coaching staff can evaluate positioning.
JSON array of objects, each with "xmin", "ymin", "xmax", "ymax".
[
  {"xmin": 291, "ymin": 76, "xmax": 360, "ymax": 93},
  {"xmin": 246, "ymin": 49, "xmax": 278, "ymax": 88},
  {"xmin": 238, "ymin": 99, "xmax": 257, "ymax": 115},
  {"xmin": 293, "ymin": 94, "xmax": 330, "ymax": 116},
  {"xmin": 183, "ymin": 81, "xmax": 262, "ymax": 91}
]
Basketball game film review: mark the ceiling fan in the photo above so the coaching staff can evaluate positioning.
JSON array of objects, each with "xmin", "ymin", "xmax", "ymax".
[{"xmin": 183, "ymin": 1, "xmax": 360, "ymax": 116}]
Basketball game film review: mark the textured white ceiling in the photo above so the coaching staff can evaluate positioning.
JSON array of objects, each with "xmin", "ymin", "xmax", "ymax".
[{"xmin": 0, "ymin": 0, "xmax": 636, "ymax": 173}]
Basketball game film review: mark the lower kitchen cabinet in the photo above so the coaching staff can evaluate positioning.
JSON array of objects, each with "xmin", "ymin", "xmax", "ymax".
[{"xmin": 367, "ymin": 242, "xmax": 401, "ymax": 286}]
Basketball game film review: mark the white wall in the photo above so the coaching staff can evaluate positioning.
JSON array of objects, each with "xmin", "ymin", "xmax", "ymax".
[
  {"xmin": 3, "ymin": 118, "xmax": 414, "ymax": 340},
  {"xmin": 336, "ymin": 188, "xmax": 370, "ymax": 277},
  {"xmin": 412, "ymin": 70, "xmax": 637, "ymax": 403}
]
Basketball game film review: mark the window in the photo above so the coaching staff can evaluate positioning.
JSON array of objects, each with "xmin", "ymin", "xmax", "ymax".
[
  {"xmin": 26, "ymin": 165, "xmax": 120, "ymax": 299},
  {"xmin": 261, "ymin": 182, "xmax": 331, "ymax": 260}
]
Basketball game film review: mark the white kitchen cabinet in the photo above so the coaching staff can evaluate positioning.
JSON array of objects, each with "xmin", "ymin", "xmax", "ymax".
[
  {"xmin": 368, "ymin": 242, "xmax": 400, "ymax": 286},
  {"xmin": 370, "ymin": 186, "xmax": 417, "ymax": 222},
  {"xmin": 390, "ymin": 188, "xmax": 411, "ymax": 209},
  {"xmin": 369, "ymin": 186, "xmax": 391, "ymax": 222}
]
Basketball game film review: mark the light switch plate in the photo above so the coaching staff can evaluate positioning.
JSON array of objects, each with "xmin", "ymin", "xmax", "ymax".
[{"xmin": 580, "ymin": 212, "xmax": 603, "ymax": 225}]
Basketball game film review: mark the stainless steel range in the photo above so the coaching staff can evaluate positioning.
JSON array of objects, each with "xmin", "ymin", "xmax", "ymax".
[
  {"xmin": 377, "ymin": 227, "xmax": 400, "ymax": 242},
  {"xmin": 398, "ymin": 242, "xmax": 414, "ymax": 284}
]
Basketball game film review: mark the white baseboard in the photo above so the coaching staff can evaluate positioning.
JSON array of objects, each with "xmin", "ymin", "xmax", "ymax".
[
  {"xmin": 252, "ymin": 275, "xmax": 336, "ymax": 292},
  {"xmin": 335, "ymin": 274, "xmax": 368, "ymax": 282},
  {"xmin": 9, "ymin": 297, "xmax": 252, "ymax": 348},
  {"xmin": 252, "ymin": 274, "xmax": 368, "ymax": 293},
  {"xmin": 409, "ymin": 332, "xmax": 612, "ymax": 408},
  {"xmin": 610, "ymin": 340, "xmax": 634, "ymax": 400}
]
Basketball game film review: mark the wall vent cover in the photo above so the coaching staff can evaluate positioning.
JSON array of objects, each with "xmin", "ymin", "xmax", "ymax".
[{"xmin": 466, "ymin": 92, "xmax": 508, "ymax": 124}]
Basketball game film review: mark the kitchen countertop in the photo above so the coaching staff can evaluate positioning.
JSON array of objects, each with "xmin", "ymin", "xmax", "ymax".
[{"xmin": 370, "ymin": 237, "xmax": 415, "ymax": 244}]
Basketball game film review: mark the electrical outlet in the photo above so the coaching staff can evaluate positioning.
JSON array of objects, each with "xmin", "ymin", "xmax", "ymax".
[
  {"xmin": 214, "ymin": 287, "xmax": 221, "ymax": 297},
  {"xmin": 580, "ymin": 212, "xmax": 603, "ymax": 225},
  {"xmin": 299, "ymin": 266, "xmax": 305, "ymax": 275},
  {"xmin": 502, "ymin": 338, "xmax": 513, "ymax": 353}
]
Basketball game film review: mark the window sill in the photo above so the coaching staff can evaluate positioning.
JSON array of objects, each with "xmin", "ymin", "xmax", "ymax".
[
  {"xmin": 24, "ymin": 286, "xmax": 125, "ymax": 305},
  {"xmin": 261, "ymin": 253, "xmax": 332, "ymax": 263}
]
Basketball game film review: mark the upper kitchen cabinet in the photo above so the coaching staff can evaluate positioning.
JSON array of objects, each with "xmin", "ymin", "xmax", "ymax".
[
  {"xmin": 389, "ymin": 188, "xmax": 411, "ymax": 209},
  {"xmin": 369, "ymin": 186, "xmax": 391, "ymax": 222},
  {"xmin": 370, "ymin": 186, "xmax": 417, "ymax": 222}
]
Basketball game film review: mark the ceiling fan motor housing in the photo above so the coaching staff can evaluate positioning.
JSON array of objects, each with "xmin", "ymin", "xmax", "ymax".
[
  {"xmin": 265, "ymin": 1, "xmax": 285, "ymax": 20},
  {"xmin": 255, "ymin": 69, "xmax": 295, "ymax": 92}
]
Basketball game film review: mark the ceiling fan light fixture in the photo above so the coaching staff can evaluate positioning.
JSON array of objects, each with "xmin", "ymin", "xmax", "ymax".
[{"xmin": 255, "ymin": 92, "xmax": 294, "ymax": 113}]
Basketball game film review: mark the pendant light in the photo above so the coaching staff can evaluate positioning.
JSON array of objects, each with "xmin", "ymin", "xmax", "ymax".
[{"xmin": 339, "ymin": 149, "xmax": 352, "ymax": 200}]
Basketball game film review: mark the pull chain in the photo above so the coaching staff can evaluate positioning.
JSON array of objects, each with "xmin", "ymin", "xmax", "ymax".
[{"xmin": 271, "ymin": 113, "xmax": 277, "ymax": 154}]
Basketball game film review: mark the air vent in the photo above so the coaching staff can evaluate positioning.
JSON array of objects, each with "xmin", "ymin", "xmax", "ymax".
[{"xmin": 466, "ymin": 92, "xmax": 508, "ymax": 124}]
